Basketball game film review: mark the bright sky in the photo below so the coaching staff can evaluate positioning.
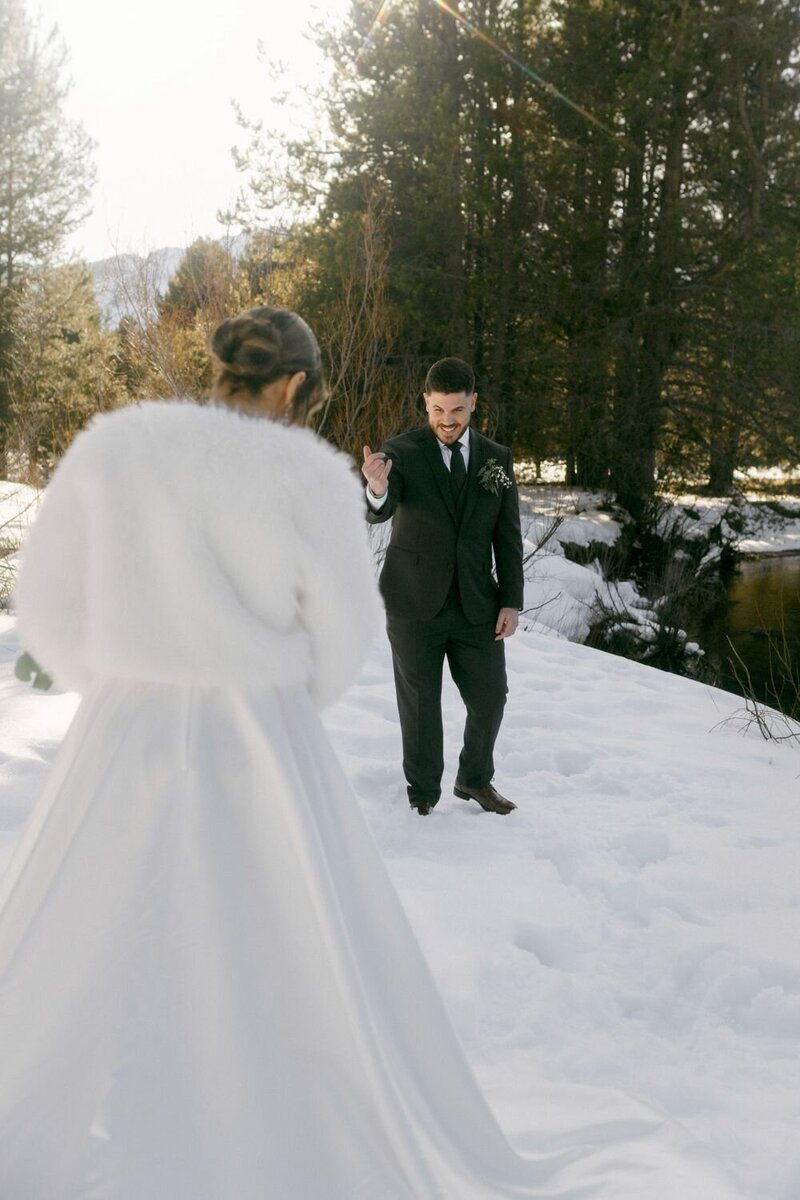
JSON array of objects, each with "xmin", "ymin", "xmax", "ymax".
[{"xmin": 33, "ymin": 0, "xmax": 348, "ymax": 263}]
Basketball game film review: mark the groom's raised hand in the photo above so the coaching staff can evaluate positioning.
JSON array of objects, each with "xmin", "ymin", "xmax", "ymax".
[{"xmin": 362, "ymin": 446, "xmax": 393, "ymax": 498}]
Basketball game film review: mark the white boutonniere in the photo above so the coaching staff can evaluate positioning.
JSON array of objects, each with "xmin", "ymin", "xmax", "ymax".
[{"xmin": 477, "ymin": 458, "xmax": 513, "ymax": 495}]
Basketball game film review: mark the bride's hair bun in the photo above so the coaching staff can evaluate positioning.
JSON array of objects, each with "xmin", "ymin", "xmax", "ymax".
[
  {"xmin": 210, "ymin": 314, "xmax": 283, "ymax": 388},
  {"xmin": 210, "ymin": 305, "xmax": 326, "ymax": 425}
]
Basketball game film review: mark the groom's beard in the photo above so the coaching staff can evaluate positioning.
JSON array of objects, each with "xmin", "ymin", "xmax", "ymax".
[{"xmin": 431, "ymin": 419, "xmax": 470, "ymax": 444}]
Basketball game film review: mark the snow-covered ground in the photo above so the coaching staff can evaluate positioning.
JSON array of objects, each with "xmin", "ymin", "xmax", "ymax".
[
  {"xmin": 0, "ymin": 481, "xmax": 41, "ymax": 536},
  {"xmin": 668, "ymin": 490, "xmax": 800, "ymax": 557},
  {"xmin": 0, "ymin": 482, "xmax": 41, "ymax": 607},
  {"xmin": 2, "ymin": 605, "xmax": 799, "ymax": 1199},
  {"xmin": 335, "ymin": 628, "xmax": 800, "ymax": 1200},
  {"xmin": 2, "ymin": 474, "xmax": 799, "ymax": 1196}
]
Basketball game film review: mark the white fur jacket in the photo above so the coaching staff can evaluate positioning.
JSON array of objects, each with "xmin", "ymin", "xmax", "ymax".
[{"xmin": 13, "ymin": 400, "xmax": 382, "ymax": 708}]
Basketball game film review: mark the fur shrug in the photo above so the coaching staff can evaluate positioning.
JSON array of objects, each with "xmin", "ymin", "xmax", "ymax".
[{"xmin": 13, "ymin": 400, "xmax": 382, "ymax": 707}]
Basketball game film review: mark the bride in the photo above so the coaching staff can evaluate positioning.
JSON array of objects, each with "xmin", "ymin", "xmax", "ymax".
[{"xmin": 0, "ymin": 306, "xmax": 551, "ymax": 1199}]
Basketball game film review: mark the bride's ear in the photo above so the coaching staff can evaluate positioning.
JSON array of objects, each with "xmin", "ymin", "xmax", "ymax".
[
  {"xmin": 257, "ymin": 371, "xmax": 307, "ymax": 417},
  {"xmin": 283, "ymin": 372, "xmax": 307, "ymax": 412}
]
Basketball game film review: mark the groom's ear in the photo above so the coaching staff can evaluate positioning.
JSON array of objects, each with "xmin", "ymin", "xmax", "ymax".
[{"xmin": 470, "ymin": 392, "xmax": 478, "ymax": 411}]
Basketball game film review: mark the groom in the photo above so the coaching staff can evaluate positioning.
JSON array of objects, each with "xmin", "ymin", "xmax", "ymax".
[{"xmin": 362, "ymin": 357, "xmax": 523, "ymax": 816}]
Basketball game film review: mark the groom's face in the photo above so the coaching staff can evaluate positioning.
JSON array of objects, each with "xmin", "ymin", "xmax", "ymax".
[{"xmin": 424, "ymin": 390, "xmax": 477, "ymax": 445}]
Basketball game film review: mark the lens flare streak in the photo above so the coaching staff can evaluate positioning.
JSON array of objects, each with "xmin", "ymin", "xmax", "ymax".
[
  {"xmin": 360, "ymin": 0, "xmax": 628, "ymax": 148},
  {"xmin": 431, "ymin": 0, "xmax": 625, "ymax": 145},
  {"xmin": 357, "ymin": 0, "xmax": 401, "ymax": 62}
]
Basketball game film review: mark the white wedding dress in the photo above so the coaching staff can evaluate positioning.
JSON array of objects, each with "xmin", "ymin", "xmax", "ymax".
[{"xmin": 0, "ymin": 401, "xmax": 733, "ymax": 1199}]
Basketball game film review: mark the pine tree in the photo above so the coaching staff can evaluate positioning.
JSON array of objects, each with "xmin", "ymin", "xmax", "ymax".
[
  {"xmin": 4, "ymin": 263, "xmax": 121, "ymax": 481},
  {"xmin": 151, "ymin": 239, "xmax": 245, "ymax": 398},
  {"xmin": 539, "ymin": 0, "xmax": 800, "ymax": 505},
  {"xmin": 0, "ymin": 0, "xmax": 95, "ymax": 467}
]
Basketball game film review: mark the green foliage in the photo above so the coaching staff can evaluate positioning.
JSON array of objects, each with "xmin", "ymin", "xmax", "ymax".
[
  {"xmin": 0, "ymin": 0, "xmax": 94, "ymax": 286},
  {"xmin": 159, "ymin": 239, "xmax": 240, "ymax": 325},
  {"xmin": 539, "ymin": 0, "xmax": 800, "ymax": 504},
  {"xmin": 238, "ymin": 230, "xmax": 306, "ymax": 310},
  {"xmin": 318, "ymin": 0, "xmax": 547, "ymax": 441},
  {"xmin": 0, "ymin": 0, "xmax": 96, "ymax": 468},
  {"xmin": 118, "ymin": 239, "xmax": 251, "ymax": 401},
  {"xmin": 4, "ymin": 263, "xmax": 123, "ymax": 480}
]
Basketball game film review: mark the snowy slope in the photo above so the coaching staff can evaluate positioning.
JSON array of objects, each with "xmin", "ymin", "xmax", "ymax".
[{"xmin": 1, "ymin": 611, "xmax": 798, "ymax": 1197}]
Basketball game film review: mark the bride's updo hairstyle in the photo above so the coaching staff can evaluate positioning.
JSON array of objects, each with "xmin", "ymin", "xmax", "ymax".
[{"xmin": 210, "ymin": 305, "xmax": 326, "ymax": 424}]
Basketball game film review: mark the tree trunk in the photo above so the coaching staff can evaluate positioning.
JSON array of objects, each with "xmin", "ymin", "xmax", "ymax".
[
  {"xmin": 566, "ymin": 135, "xmax": 614, "ymax": 488},
  {"xmin": 612, "ymin": 39, "xmax": 690, "ymax": 516},
  {"xmin": 638, "ymin": 70, "xmax": 689, "ymax": 495},
  {"xmin": 610, "ymin": 111, "xmax": 649, "ymax": 516},
  {"xmin": 707, "ymin": 435, "xmax": 738, "ymax": 494},
  {"xmin": 433, "ymin": 0, "xmax": 468, "ymax": 357},
  {"xmin": 0, "ymin": 297, "xmax": 14, "ymax": 478}
]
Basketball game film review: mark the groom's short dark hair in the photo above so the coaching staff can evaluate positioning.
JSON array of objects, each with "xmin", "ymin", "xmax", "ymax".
[{"xmin": 424, "ymin": 357, "xmax": 475, "ymax": 396}]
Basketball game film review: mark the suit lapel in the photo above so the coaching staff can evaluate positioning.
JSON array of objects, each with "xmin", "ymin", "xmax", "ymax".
[{"xmin": 420, "ymin": 427, "xmax": 458, "ymax": 524}]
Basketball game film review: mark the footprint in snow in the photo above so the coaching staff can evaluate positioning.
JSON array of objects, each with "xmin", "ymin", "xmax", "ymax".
[
  {"xmin": 513, "ymin": 922, "xmax": 587, "ymax": 971},
  {"xmin": 610, "ymin": 829, "xmax": 672, "ymax": 868},
  {"xmin": 553, "ymin": 747, "xmax": 595, "ymax": 777}
]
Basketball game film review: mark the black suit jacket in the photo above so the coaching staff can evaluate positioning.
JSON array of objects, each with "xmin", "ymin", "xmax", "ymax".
[{"xmin": 366, "ymin": 425, "xmax": 524, "ymax": 623}]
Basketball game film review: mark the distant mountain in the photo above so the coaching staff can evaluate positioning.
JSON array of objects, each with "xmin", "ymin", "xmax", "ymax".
[
  {"xmin": 89, "ymin": 247, "xmax": 185, "ymax": 328},
  {"xmin": 89, "ymin": 234, "xmax": 251, "ymax": 328}
]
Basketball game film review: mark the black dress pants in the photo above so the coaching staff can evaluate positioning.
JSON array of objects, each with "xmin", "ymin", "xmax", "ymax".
[{"xmin": 386, "ymin": 587, "xmax": 508, "ymax": 808}]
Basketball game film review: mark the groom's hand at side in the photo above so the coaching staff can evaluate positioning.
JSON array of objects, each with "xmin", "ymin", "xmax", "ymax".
[
  {"xmin": 362, "ymin": 445, "xmax": 393, "ymax": 498},
  {"xmin": 495, "ymin": 608, "xmax": 519, "ymax": 640}
]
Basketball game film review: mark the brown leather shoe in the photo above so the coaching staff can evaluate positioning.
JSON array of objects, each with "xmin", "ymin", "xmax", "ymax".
[
  {"xmin": 413, "ymin": 802, "xmax": 433, "ymax": 816},
  {"xmin": 453, "ymin": 780, "xmax": 516, "ymax": 814}
]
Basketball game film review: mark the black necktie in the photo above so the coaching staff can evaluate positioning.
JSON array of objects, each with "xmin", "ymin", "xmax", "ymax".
[{"xmin": 450, "ymin": 440, "xmax": 466, "ymax": 499}]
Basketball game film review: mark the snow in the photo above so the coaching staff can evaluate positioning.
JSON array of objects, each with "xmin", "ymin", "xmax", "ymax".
[
  {"xmin": 668, "ymin": 492, "xmax": 800, "ymax": 557},
  {"xmin": 2, "ymin": 599, "xmax": 799, "ymax": 1198},
  {"xmin": 331, "ymin": 626, "xmax": 800, "ymax": 1199},
  {"xmin": 517, "ymin": 491, "xmax": 657, "ymax": 643},
  {"xmin": 0, "ymin": 482, "xmax": 40, "ymax": 550},
  {"xmin": 0, "ymin": 617, "xmax": 79, "ymax": 873},
  {"xmin": 0, "ymin": 483, "xmax": 42, "ymax": 609},
  {"xmin": 514, "ymin": 486, "xmax": 800, "ymax": 645},
  {"xmin": 738, "ymin": 525, "xmax": 800, "ymax": 556}
]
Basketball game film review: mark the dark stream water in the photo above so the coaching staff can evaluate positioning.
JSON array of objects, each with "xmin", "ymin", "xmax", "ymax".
[{"xmin": 700, "ymin": 555, "xmax": 800, "ymax": 717}]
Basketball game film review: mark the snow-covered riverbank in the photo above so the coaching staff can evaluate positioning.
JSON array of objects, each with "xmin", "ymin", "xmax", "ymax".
[{"xmin": 514, "ymin": 484, "xmax": 800, "ymax": 647}]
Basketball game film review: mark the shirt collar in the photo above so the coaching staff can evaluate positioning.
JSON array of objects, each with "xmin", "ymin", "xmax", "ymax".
[{"xmin": 437, "ymin": 429, "xmax": 470, "ymax": 452}]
